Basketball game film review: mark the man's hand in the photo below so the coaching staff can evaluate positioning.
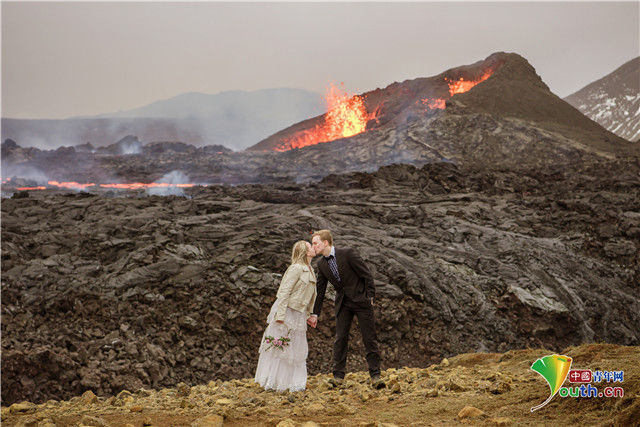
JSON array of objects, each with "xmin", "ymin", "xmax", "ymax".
[
  {"xmin": 370, "ymin": 297, "xmax": 374, "ymax": 305},
  {"xmin": 307, "ymin": 316, "xmax": 318, "ymax": 328}
]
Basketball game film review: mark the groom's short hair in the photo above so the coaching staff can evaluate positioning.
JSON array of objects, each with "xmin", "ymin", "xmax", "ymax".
[{"xmin": 312, "ymin": 229, "xmax": 333, "ymax": 246}]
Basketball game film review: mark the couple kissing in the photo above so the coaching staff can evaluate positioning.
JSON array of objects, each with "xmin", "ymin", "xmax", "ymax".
[{"xmin": 254, "ymin": 229, "xmax": 386, "ymax": 393}]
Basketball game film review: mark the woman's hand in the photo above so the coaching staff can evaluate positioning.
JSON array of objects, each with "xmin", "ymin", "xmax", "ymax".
[{"xmin": 307, "ymin": 316, "xmax": 317, "ymax": 328}]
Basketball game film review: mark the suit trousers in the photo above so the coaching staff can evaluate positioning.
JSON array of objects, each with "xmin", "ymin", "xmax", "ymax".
[{"xmin": 333, "ymin": 294, "xmax": 381, "ymax": 379}]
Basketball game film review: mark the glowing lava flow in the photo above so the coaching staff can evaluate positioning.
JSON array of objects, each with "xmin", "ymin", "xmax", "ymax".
[
  {"xmin": 420, "ymin": 69, "xmax": 494, "ymax": 111},
  {"xmin": 445, "ymin": 70, "xmax": 493, "ymax": 96},
  {"xmin": 277, "ymin": 83, "xmax": 380, "ymax": 151},
  {"xmin": 420, "ymin": 98, "xmax": 446, "ymax": 110},
  {"xmin": 99, "ymin": 183, "xmax": 199, "ymax": 189},
  {"xmin": 4, "ymin": 181, "xmax": 208, "ymax": 191},
  {"xmin": 48, "ymin": 180, "xmax": 96, "ymax": 190}
]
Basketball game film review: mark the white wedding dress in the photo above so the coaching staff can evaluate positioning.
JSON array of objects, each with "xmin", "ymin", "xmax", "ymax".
[{"xmin": 254, "ymin": 297, "xmax": 309, "ymax": 392}]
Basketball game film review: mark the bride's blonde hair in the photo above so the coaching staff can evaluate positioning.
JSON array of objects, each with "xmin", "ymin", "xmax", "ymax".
[{"xmin": 291, "ymin": 240, "xmax": 310, "ymax": 266}]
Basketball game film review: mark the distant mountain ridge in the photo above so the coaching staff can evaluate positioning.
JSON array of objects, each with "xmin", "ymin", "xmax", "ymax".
[
  {"xmin": 1, "ymin": 88, "xmax": 324, "ymax": 151},
  {"xmin": 90, "ymin": 88, "xmax": 322, "ymax": 120},
  {"xmin": 564, "ymin": 57, "xmax": 640, "ymax": 142}
]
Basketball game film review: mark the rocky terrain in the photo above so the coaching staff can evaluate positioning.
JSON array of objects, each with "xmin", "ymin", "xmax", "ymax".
[
  {"xmin": 2, "ymin": 156, "xmax": 639, "ymax": 406},
  {"xmin": 1, "ymin": 136, "xmax": 235, "ymax": 189},
  {"xmin": 565, "ymin": 57, "xmax": 640, "ymax": 143},
  {"xmin": 2, "ymin": 343, "xmax": 638, "ymax": 426}
]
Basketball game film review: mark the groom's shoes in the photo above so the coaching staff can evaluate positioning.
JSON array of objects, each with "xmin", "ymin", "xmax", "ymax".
[
  {"xmin": 371, "ymin": 374, "xmax": 386, "ymax": 389},
  {"xmin": 328, "ymin": 376, "xmax": 344, "ymax": 387}
]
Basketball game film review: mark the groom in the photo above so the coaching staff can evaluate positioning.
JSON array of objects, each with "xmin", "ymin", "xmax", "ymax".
[{"xmin": 307, "ymin": 229, "xmax": 386, "ymax": 389}]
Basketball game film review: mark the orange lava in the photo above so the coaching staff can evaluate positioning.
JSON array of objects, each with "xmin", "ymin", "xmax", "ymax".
[
  {"xmin": 277, "ymin": 83, "xmax": 379, "ymax": 151},
  {"xmin": 5, "ymin": 181, "xmax": 207, "ymax": 191},
  {"xmin": 15, "ymin": 186, "xmax": 46, "ymax": 191},
  {"xmin": 99, "ymin": 183, "xmax": 198, "ymax": 190},
  {"xmin": 420, "ymin": 98, "xmax": 446, "ymax": 111},
  {"xmin": 446, "ymin": 70, "xmax": 493, "ymax": 96},
  {"xmin": 419, "ymin": 69, "xmax": 494, "ymax": 112},
  {"xmin": 48, "ymin": 180, "xmax": 96, "ymax": 190}
]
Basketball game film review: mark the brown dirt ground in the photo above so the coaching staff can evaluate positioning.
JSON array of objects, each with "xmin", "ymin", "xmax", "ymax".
[{"xmin": 2, "ymin": 343, "xmax": 638, "ymax": 427}]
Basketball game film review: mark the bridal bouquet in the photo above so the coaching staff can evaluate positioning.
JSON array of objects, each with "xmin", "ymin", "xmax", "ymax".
[{"xmin": 264, "ymin": 327, "xmax": 292, "ymax": 351}]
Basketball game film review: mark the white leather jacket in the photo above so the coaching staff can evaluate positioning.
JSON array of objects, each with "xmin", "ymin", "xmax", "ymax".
[{"xmin": 274, "ymin": 263, "xmax": 317, "ymax": 321}]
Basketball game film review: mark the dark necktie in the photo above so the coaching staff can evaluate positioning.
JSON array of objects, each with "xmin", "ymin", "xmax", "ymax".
[{"xmin": 325, "ymin": 254, "xmax": 341, "ymax": 282}]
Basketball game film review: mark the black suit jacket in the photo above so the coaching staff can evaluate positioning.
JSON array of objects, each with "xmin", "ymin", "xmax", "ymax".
[{"xmin": 312, "ymin": 247, "xmax": 375, "ymax": 318}]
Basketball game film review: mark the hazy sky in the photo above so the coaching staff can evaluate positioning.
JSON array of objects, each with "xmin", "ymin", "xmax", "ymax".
[{"xmin": 2, "ymin": 1, "xmax": 638, "ymax": 119}]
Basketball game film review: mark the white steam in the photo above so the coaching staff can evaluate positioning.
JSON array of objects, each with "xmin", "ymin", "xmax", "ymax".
[
  {"xmin": 146, "ymin": 170, "xmax": 190, "ymax": 197},
  {"xmin": 1, "ymin": 163, "xmax": 49, "ymax": 184},
  {"xmin": 119, "ymin": 139, "xmax": 142, "ymax": 155}
]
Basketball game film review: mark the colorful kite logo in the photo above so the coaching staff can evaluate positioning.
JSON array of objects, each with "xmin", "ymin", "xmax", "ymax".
[{"xmin": 530, "ymin": 354, "xmax": 573, "ymax": 412}]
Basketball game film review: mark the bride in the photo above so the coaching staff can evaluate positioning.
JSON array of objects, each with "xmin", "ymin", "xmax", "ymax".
[{"xmin": 254, "ymin": 240, "xmax": 318, "ymax": 392}]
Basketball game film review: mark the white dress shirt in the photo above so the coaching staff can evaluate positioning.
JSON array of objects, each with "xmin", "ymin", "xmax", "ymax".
[{"xmin": 310, "ymin": 246, "xmax": 335, "ymax": 318}]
